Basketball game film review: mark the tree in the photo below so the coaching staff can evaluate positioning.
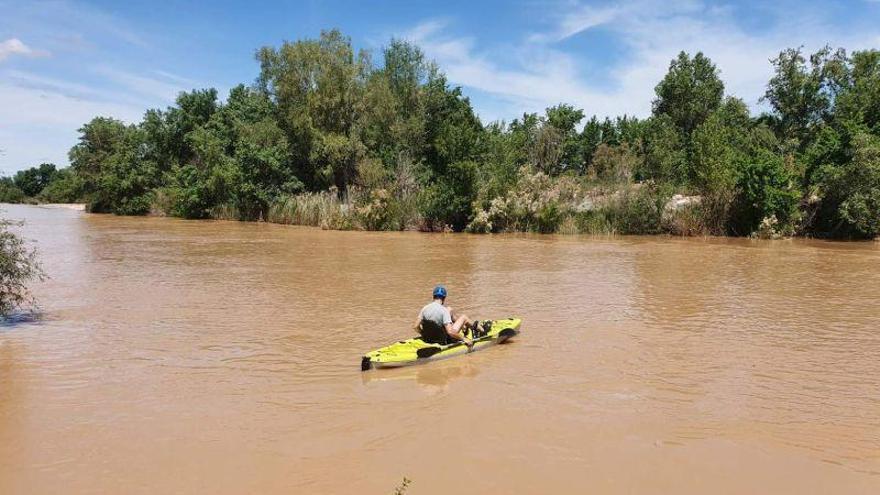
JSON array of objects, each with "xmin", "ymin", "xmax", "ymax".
[
  {"xmin": 653, "ymin": 51, "xmax": 724, "ymax": 137},
  {"xmin": 762, "ymin": 46, "xmax": 843, "ymax": 151},
  {"xmin": 821, "ymin": 133, "xmax": 880, "ymax": 238},
  {"xmin": 690, "ymin": 97, "xmax": 751, "ymax": 193},
  {"xmin": 13, "ymin": 163, "xmax": 58, "ymax": 197},
  {"xmin": 257, "ymin": 29, "xmax": 370, "ymax": 191},
  {"xmin": 69, "ymin": 117, "xmax": 158, "ymax": 214},
  {"xmin": 37, "ymin": 168, "xmax": 84, "ymax": 203},
  {"xmin": 545, "ymin": 103, "xmax": 585, "ymax": 174}
]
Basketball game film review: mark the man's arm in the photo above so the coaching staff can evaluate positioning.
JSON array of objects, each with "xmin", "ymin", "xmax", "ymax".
[{"xmin": 413, "ymin": 316, "xmax": 422, "ymax": 333}]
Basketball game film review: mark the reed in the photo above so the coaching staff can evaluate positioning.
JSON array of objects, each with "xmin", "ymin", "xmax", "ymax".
[{"xmin": 266, "ymin": 192, "xmax": 355, "ymax": 230}]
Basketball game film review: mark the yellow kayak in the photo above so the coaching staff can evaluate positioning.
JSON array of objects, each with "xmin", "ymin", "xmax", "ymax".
[{"xmin": 361, "ymin": 318, "xmax": 522, "ymax": 370}]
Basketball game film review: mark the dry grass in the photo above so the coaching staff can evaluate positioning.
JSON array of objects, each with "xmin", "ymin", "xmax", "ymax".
[{"xmin": 266, "ymin": 192, "xmax": 355, "ymax": 230}]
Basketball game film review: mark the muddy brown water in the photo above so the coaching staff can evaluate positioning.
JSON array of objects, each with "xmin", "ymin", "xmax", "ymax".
[{"xmin": 1, "ymin": 204, "xmax": 879, "ymax": 494}]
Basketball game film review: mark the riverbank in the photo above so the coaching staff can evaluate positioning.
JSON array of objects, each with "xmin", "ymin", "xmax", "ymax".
[
  {"xmin": 138, "ymin": 170, "xmax": 809, "ymax": 240},
  {"xmin": 37, "ymin": 203, "xmax": 86, "ymax": 211}
]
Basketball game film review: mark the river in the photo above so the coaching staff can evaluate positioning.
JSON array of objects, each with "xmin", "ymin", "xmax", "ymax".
[{"xmin": 0, "ymin": 204, "xmax": 878, "ymax": 494}]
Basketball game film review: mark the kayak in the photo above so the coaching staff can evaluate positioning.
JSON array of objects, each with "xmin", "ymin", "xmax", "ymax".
[{"xmin": 360, "ymin": 318, "xmax": 522, "ymax": 371}]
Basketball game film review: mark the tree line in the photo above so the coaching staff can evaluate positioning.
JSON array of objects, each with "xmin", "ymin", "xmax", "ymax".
[
  {"xmin": 0, "ymin": 163, "xmax": 82, "ymax": 204},
  {"xmin": 28, "ymin": 30, "xmax": 880, "ymax": 238}
]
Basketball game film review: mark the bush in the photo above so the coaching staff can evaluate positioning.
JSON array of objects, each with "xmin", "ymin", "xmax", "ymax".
[
  {"xmin": 419, "ymin": 161, "xmax": 478, "ymax": 231},
  {"xmin": 37, "ymin": 169, "xmax": 85, "ymax": 203},
  {"xmin": 729, "ymin": 152, "xmax": 801, "ymax": 236},
  {"xmin": 0, "ymin": 179, "xmax": 26, "ymax": 203},
  {"xmin": 0, "ymin": 218, "xmax": 44, "ymax": 317},
  {"xmin": 467, "ymin": 167, "xmax": 583, "ymax": 233},
  {"xmin": 597, "ymin": 185, "xmax": 669, "ymax": 235},
  {"xmin": 817, "ymin": 133, "xmax": 880, "ymax": 238}
]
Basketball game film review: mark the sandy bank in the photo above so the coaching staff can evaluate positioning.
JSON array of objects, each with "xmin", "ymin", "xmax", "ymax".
[{"xmin": 37, "ymin": 203, "xmax": 86, "ymax": 211}]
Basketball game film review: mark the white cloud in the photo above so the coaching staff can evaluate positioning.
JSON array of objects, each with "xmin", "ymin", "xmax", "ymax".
[
  {"xmin": 0, "ymin": 38, "xmax": 49, "ymax": 62},
  {"xmin": 0, "ymin": 65, "xmax": 195, "ymax": 171},
  {"xmin": 404, "ymin": 1, "xmax": 880, "ymax": 124},
  {"xmin": 93, "ymin": 66, "xmax": 186, "ymax": 102},
  {"xmin": 152, "ymin": 69, "xmax": 199, "ymax": 87},
  {"xmin": 529, "ymin": 4, "xmax": 621, "ymax": 43},
  {"xmin": 403, "ymin": 19, "xmax": 646, "ymax": 121},
  {"xmin": 0, "ymin": 82, "xmax": 146, "ymax": 172}
]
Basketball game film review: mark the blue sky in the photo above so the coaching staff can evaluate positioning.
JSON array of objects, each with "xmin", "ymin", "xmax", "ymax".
[{"xmin": 1, "ymin": 0, "xmax": 879, "ymax": 174}]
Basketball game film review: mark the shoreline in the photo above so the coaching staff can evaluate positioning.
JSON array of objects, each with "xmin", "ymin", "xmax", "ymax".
[
  {"xmin": 37, "ymin": 203, "xmax": 86, "ymax": 211},
  {"xmin": 0, "ymin": 202, "xmax": 86, "ymax": 211},
  {"xmin": 7, "ymin": 203, "xmax": 879, "ymax": 242}
]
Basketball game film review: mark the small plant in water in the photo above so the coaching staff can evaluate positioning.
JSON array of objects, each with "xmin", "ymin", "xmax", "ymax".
[
  {"xmin": 392, "ymin": 477, "xmax": 412, "ymax": 495},
  {"xmin": 0, "ymin": 217, "xmax": 44, "ymax": 318}
]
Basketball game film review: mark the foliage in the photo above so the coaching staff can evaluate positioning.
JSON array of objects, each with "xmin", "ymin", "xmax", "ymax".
[
  {"xmin": 14, "ymin": 163, "xmax": 58, "ymax": 197},
  {"xmin": 0, "ymin": 218, "xmax": 44, "ymax": 317},
  {"xmin": 820, "ymin": 133, "xmax": 880, "ymax": 238},
  {"xmin": 732, "ymin": 152, "xmax": 801, "ymax": 235},
  {"xmin": 391, "ymin": 477, "xmax": 412, "ymax": 495},
  {"xmin": 0, "ymin": 178, "xmax": 26, "ymax": 203},
  {"xmin": 420, "ymin": 160, "xmax": 479, "ymax": 231},
  {"xmin": 36, "ymin": 168, "xmax": 85, "ymax": 203},
  {"xmin": 59, "ymin": 32, "xmax": 880, "ymax": 239},
  {"xmin": 69, "ymin": 117, "xmax": 157, "ymax": 214},
  {"xmin": 653, "ymin": 51, "xmax": 724, "ymax": 137}
]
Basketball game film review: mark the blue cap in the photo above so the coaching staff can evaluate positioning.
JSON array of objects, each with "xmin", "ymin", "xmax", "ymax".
[{"xmin": 433, "ymin": 285, "xmax": 447, "ymax": 299}]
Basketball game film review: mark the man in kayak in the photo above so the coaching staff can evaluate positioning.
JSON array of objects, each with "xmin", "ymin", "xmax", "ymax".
[{"xmin": 414, "ymin": 285, "xmax": 473, "ymax": 347}]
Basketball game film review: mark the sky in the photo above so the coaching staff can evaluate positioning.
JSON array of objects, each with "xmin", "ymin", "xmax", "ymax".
[{"xmin": 1, "ymin": 0, "xmax": 879, "ymax": 174}]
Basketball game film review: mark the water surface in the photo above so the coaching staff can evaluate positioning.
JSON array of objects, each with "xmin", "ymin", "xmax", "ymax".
[{"xmin": 1, "ymin": 205, "xmax": 878, "ymax": 494}]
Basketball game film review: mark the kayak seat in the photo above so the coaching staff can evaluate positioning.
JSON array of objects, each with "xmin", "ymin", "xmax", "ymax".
[{"xmin": 419, "ymin": 319, "xmax": 450, "ymax": 345}]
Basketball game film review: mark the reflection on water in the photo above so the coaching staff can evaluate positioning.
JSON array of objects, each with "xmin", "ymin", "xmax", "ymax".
[
  {"xmin": 362, "ymin": 358, "xmax": 482, "ymax": 390},
  {"xmin": 1, "ymin": 205, "xmax": 879, "ymax": 495}
]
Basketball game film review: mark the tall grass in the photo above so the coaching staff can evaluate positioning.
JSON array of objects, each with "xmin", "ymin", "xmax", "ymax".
[{"xmin": 266, "ymin": 192, "xmax": 354, "ymax": 229}]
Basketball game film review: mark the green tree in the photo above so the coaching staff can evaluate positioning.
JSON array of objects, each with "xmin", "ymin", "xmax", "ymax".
[
  {"xmin": 257, "ymin": 29, "xmax": 369, "ymax": 191},
  {"xmin": 653, "ymin": 51, "xmax": 724, "ymax": 137},
  {"xmin": 820, "ymin": 133, "xmax": 880, "ymax": 238},
  {"xmin": 732, "ymin": 151, "xmax": 800, "ymax": 235},
  {"xmin": 69, "ymin": 117, "xmax": 157, "ymax": 214},
  {"xmin": 545, "ymin": 103, "xmax": 585, "ymax": 173},
  {"xmin": 690, "ymin": 97, "xmax": 751, "ymax": 193},
  {"xmin": 762, "ymin": 46, "xmax": 844, "ymax": 152},
  {"xmin": 13, "ymin": 163, "xmax": 58, "ymax": 197},
  {"xmin": 37, "ymin": 168, "xmax": 84, "ymax": 203}
]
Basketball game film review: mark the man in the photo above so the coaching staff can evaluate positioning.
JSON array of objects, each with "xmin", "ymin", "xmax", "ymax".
[{"xmin": 414, "ymin": 285, "xmax": 473, "ymax": 347}]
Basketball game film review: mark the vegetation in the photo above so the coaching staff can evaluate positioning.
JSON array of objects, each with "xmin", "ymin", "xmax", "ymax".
[
  {"xmin": 0, "ymin": 163, "xmax": 84, "ymax": 204},
  {"xmin": 391, "ymin": 477, "xmax": 411, "ymax": 495},
  {"xmin": 0, "ymin": 218, "xmax": 44, "ymax": 317},
  {"xmin": 62, "ymin": 30, "xmax": 880, "ymax": 238}
]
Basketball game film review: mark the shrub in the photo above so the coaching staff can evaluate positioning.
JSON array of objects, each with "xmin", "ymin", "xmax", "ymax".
[
  {"xmin": 0, "ymin": 218, "xmax": 44, "ymax": 317},
  {"xmin": 813, "ymin": 133, "xmax": 880, "ymax": 238},
  {"xmin": 36, "ymin": 169, "xmax": 85, "ymax": 203},
  {"xmin": 419, "ymin": 161, "xmax": 478, "ymax": 231},
  {"xmin": 0, "ymin": 179, "xmax": 26, "ymax": 204},
  {"xmin": 601, "ymin": 185, "xmax": 669, "ymax": 235},
  {"xmin": 730, "ymin": 152, "xmax": 801, "ymax": 236},
  {"xmin": 467, "ymin": 167, "xmax": 583, "ymax": 233}
]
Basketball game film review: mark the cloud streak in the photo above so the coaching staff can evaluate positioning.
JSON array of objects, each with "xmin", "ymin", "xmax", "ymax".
[
  {"xmin": 405, "ymin": 0, "xmax": 880, "ymax": 124},
  {"xmin": 0, "ymin": 38, "xmax": 49, "ymax": 62}
]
